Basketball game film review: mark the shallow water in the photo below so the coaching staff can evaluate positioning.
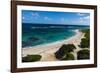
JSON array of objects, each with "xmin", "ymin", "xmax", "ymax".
[{"xmin": 22, "ymin": 23, "xmax": 89, "ymax": 48}]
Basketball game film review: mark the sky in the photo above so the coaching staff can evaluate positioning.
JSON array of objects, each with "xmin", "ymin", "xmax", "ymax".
[{"xmin": 22, "ymin": 10, "xmax": 90, "ymax": 25}]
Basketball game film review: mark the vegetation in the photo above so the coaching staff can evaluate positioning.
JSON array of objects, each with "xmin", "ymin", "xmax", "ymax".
[
  {"xmin": 55, "ymin": 44, "xmax": 76, "ymax": 60},
  {"xmin": 80, "ymin": 38, "xmax": 89, "ymax": 48},
  {"xmin": 77, "ymin": 49, "xmax": 90, "ymax": 60},
  {"xmin": 22, "ymin": 55, "xmax": 42, "ymax": 62},
  {"xmin": 55, "ymin": 29, "xmax": 90, "ymax": 60},
  {"xmin": 62, "ymin": 53, "xmax": 75, "ymax": 60},
  {"xmin": 80, "ymin": 29, "xmax": 90, "ymax": 48}
]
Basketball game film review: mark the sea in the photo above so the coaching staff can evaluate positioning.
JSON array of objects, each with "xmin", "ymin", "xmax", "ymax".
[{"xmin": 22, "ymin": 23, "xmax": 89, "ymax": 48}]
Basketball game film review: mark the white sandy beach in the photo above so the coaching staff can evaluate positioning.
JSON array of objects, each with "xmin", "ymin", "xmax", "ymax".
[{"xmin": 22, "ymin": 29, "xmax": 85, "ymax": 61}]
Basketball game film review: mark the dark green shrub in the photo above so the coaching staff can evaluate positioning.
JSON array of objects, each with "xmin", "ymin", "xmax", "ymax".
[
  {"xmin": 77, "ymin": 50, "xmax": 90, "ymax": 60},
  {"xmin": 65, "ymin": 44, "xmax": 76, "ymax": 52},
  {"xmin": 62, "ymin": 53, "xmax": 75, "ymax": 60},
  {"xmin": 80, "ymin": 38, "xmax": 89, "ymax": 48},
  {"xmin": 80, "ymin": 29, "xmax": 90, "ymax": 48},
  {"xmin": 22, "ymin": 55, "xmax": 42, "ymax": 62},
  {"xmin": 55, "ymin": 44, "xmax": 76, "ymax": 60}
]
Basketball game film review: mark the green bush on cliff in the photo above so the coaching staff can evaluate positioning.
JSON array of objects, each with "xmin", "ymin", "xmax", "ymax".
[
  {"xmin": 80, "ymin": 38, "xmax": 89, "ymax": 48},
  {"xmin": 62, "ymin": 53, "xmax": 75, "ymax": 60},
  {"xmin": 80, "ymin": 29, "xmax": 90, "ymax": 48},
  {"xmin": 22, "ymin": 55, "xmax": 42, "ymax": 62},
  {"xmin": 77, "ymin": 49, "xmax": 90, "ymax": 60},
  {"xmin": 55, "ymin": 44, "xmax": 76, "ymax": 60}
]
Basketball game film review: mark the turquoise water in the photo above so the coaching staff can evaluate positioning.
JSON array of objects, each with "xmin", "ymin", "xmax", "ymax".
[{"xmin": 22, "ymin": 23, "xmax": 89, "ymax": 48}]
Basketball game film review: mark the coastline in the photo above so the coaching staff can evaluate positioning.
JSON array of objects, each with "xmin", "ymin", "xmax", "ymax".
[{"xmin": 22, "ymin": 29, "xmax": 85, "ymax": 61}]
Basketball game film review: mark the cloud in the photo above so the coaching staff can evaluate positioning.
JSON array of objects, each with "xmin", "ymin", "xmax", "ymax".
[
  {"xmin": 77, "ymin": 13, "xmax": 85, "ymax": 16},
  {"xmin": 83, "ymin": 16, "xmax": 90, "ymax": 19},
  {"xmin": 78, "ymin": 15, "xmax": 90, "ymax": 24},
  {"xmin": 77, "ymin": 13, "xmax": 90, "ymax": 24},
  {"xmin": 80, "ymin": 16, "xmax": 90, "ymax": 21},
  {"xmin": 61, "ymin": 18, "xmax": 65, "ymax": 22},
  {"xmin": 60, "ymin": 18, "xmax": 68, "ymax": 24},
  {"xmin": 79, "ymin": 18, "xmax": 84, "ymax": 23},
  {"xmin": 22, "ymin": 16, "xmax": 29, "ymax": 20},
  {"xmin": 22, "ymin": 17, "xmax": 25, "ymax": 20},
  {"xmin": 44, "ymin": 16, "xmax": 51, "ymax": 20},
  {"xmin": 31, "ymin": 12, "xmax": 40, "ymax": 19}
]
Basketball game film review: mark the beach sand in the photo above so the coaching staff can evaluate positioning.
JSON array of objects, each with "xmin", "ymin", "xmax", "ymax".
[{"xmin": 22, "ymin": 29, "xmax": 85, "ymax": 61}]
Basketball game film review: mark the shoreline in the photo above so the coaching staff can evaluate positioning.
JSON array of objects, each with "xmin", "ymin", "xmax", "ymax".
[
  {"xmin": 22, "ymin": 30, "xmax": 77, "ymax": 50},
  {"xmin": 22, "ymin": 29, "xmax": 84, "ymax": 61},
  {"xmin": 22, "ymin": 29, "xmax": 77, "ymax": 50}
]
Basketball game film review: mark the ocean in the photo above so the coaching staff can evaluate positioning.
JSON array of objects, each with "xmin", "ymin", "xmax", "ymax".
[{"xmin": 22, "ymin": 23, "xmax": 89, "ymax": 48}]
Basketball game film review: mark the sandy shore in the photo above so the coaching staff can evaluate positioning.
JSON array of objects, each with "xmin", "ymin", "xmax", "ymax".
[{"xmin": 22, "ymin": 29, "xmax": 85, "ymax": 61}]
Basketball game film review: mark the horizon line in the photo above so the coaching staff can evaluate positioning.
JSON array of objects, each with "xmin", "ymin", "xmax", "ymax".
[{"xmin": 22, "ymin": 23, "xmax": 90, "ymax": 26}]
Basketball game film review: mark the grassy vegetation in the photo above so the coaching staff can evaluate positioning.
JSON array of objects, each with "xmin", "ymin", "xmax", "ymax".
[
  {"xmin": 62, "ymin": 53, "xmax": 75, "ymax": 60},
  {"xmin": 55, "ymin": 44, "xmax": 76, "ymax": 60},
  {"xmin": 77, "ymin": 49, "xmax": 90, "ymax": 60},
  {"xmin": 80, "ymin": 29, "xmax": 90, "ymax": 48},
  {"xmin": 22, "ymin": 55, "xmax": 42, "ymax": 62}
]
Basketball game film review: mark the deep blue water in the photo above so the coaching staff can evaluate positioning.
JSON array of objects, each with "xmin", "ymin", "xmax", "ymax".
[{"xmin": 22, "ymin": 23, "xmax": 89, "ymax": 48}]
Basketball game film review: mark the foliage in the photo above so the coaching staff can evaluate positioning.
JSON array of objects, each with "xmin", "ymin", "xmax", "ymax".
[
  {"xmin": 55, "ymin": 44, "xmax": 76, "ymax": 60},
  {"xmin": 80, "ymin": 38, "xmax": 89, "ymax": 48},
  {"xmin": 22, "ymin": 55, "xmax": 42, "ymax": 62},
  {"xmin": 62, "ymin": 53, "xmax": 75, "ymax": 60},
  {"xmin": 77, "ymin": 49, "xmax": 90, "ymax": 60},
  {"xmin": 80, "ymin": 29, "xmax": 90, "ymax": 48}
]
